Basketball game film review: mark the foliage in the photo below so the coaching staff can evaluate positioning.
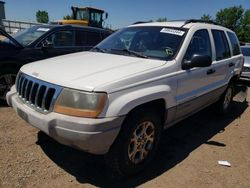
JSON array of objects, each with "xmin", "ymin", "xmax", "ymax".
[
  {"xmin": 238, "ymin": 9, "xmax": 250, "ymax": 42},
  {"xmin": 63, "ymin": 14, "xmax": 73, "ymax": 20},
  {"xmin": 215, "ymin": 6, "xmax": 250, "ymax": 42},
  {"xmin": 36, "ymin": 10, "xmax": 49, "ymax": 23},
  {"xmin": 201, "ymin": 14, "xmax": 212, "ymax": 21},
  {"xmin": 200, "ymin": 6, "xmax": 250, "ymax": 42},
  {"xmin": 216, "ymin": 6, "xmax": 244, "ymax": 32},
  {"xmin": 156, "ymin": 17, "xmax": 167, "ymax": 22}
]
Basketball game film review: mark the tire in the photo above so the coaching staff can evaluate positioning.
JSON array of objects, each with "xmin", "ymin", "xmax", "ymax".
[
  {"xmin": 215, "ymin": 84, "xmax": 234, "ymax": 114},
  {"xmin": 106, "ymin": 109, "xmax": 163, "ymax": 177},
  {"xmin": 0, "ymin": 67, "xmax": 18, "ymax": 101}
]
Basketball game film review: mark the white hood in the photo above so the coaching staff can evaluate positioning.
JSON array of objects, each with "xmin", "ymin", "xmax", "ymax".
[{"xmin": 21, "ymin": 52, "xmax": 165, "ymax": 92}]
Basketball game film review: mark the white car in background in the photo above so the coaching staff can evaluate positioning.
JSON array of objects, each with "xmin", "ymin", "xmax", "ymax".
[{"xmin": 240, "ymin": 46, "xmax": 250, "ymax": 80}]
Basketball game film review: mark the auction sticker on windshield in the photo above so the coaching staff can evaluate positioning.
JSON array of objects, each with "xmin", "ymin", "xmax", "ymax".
[
  {"xmin": 37, "ymin": 28, "xmax": 50, "ymax": 32},
  {"xmin": 160, "ymin": 28, "xmax": 185, "ymax": 36}
]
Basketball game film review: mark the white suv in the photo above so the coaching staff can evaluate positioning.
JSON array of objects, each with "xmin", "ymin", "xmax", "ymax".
[{"xmin": 7, "ymin": 20, "xmax": 243, "ymax": 177}]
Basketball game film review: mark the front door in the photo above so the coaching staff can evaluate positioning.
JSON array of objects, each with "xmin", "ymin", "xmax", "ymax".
[{"xmin": 176, "ymin": 29, "xmax": 216, "ymax": 119}]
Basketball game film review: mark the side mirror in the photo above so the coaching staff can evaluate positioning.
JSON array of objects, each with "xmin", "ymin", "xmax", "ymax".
[
  {"xmin": 182, "ymin": 54, "xmax": 212, "ymax": 70},
  {"xmin": 105, "ymin": 12, "xmax": 108, "ymax": 19},
  {"xmin": 41, "ymin": 40, "xmax": 53, "ymax": 49}
]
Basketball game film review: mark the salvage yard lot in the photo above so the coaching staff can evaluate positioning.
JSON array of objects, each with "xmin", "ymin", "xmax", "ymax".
[{"xmin": 0, "ymin": 82, "xmax": 250, "ymax": 188}]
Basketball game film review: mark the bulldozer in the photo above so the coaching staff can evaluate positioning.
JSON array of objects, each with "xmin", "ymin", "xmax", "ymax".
[{"xmin": 52, "ymin": 6, "xmax": 108, "ymax": 28}]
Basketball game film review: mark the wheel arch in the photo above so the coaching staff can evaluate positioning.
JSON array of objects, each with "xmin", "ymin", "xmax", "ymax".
[
  {"xmin": 229, "ymin": 74, "xmax": 239, "ymax": 84},
  {"xmin": 125, "ymin": 98, "xmax": 167, "ymax": 126},
  {"xmin": 0, "ymin": 62, "xmax": 22, "ymax": 73},
  {"xmin": 105, "ymin": 85, "xmax": 174, "ymax": 124}
]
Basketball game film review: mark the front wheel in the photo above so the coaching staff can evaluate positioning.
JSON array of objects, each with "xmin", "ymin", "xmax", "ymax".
[
  {"xmin": 0, "ymin": 68, "xmax": 18, "ymax": 101},
  {"xmin": 106, "ymin": 110, "xmax": 162, "ymax": 177}
]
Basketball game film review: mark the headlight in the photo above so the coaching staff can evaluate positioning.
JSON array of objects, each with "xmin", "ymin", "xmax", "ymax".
[{"xmin": 53, "ymin": 88, "xmax": 107, "ymax": 118}]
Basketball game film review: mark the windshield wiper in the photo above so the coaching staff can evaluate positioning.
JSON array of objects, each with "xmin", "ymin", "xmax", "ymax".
[
  {"xmin": 91, "ymin": 46, "xmax": 106, "ymax": 53},
  {"xmin": 111, "ymin": 48, "xmax": 148, "ymax": 58}
]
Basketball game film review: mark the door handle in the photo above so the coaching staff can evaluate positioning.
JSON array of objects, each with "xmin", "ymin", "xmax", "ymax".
[
  {"xmin": 228, "ymin": 62, "xmax": 235, "ymax": 67},
  {"xmin": 207, "ymin": 69, "xmax": 216, "ymax": 75}
]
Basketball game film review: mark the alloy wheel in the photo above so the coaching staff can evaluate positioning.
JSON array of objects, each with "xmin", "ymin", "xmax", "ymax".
[{"xmin": 128, "ymin": 121, "xmax": 155, "ymax": 164}]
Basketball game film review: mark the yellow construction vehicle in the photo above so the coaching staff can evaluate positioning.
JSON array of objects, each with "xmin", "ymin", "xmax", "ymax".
[{"xmin": 53, "ymin": 6, "xmax": 108, "ymax": 28}]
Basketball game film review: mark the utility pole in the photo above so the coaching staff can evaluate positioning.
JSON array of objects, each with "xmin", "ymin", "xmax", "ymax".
[{"xmin": 0, "ymin": 1, "xmax": 6, "ymax": 28}]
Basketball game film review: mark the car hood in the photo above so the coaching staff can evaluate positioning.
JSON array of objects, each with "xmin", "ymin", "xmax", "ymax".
[{"xmin": 20, "ymin": 52, "xmax": 166, "ymax": 92}]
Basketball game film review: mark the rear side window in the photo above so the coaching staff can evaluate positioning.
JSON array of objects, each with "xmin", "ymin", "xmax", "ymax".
[
  {"xmin": 212, "ymin": 30, "xmax": 231, "ymax": 60},
  {"xmin": 184, "ymin": 29, "xmax": 212, "ymax": 61},
  {"xmin": 86, "ymin": 32, "xmax": 102, "ymax": 46},
  {"xmin": 101, "ymin": 32, "xmax": 111, "ymax": 40},
  {"xmin": 75, "ymin": 30, "xmax": 87, "ymax": 46},
  {"xmin": 227, "ymin": 32, "xmax": 240, "ymax": 55}
]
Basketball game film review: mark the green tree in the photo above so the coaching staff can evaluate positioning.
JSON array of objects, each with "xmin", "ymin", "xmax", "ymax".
[
  {"xmin": 156, "ymin": 17, "xmax": 167, "ymax": 22},
  {"xmin": 215, "ymin": 6, "xmax": 250, "ymax": 42},
  {"xmin": 63, "ymin": 14, "xmax": 73, "ymax": 20},
  {"xmin": 36, "ymin": 10, "xmax": 49, "ymax": 23},
  {"xmin": 201, "ymin": 14, "xmax": 212, "ymax": 21},
  {"xmin": 215, "ymin": 6, "xmax": 244, "ymax": 32},
  {"xmin": 238, "ymin": 10, "xmax": 250, "ymax": 42}
]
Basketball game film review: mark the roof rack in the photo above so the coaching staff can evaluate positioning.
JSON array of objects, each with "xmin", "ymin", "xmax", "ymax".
[
  {"xmin": 132, "ymin": 21, "xmax": 152, "ymax": 25},
  {"xmin": 181, "ymin": 19, "xmax": 220, "ymax": 28}
]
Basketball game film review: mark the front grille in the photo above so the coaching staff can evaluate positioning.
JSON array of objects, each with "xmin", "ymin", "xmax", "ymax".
[{"xmin": 16, "ymin": 73, "xmax": 62, "ymax": 113}]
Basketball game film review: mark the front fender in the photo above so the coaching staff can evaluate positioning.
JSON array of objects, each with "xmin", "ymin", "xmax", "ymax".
[{"xmin": 105, "ymin": 85, "xmax": 176, "ymax": 117}]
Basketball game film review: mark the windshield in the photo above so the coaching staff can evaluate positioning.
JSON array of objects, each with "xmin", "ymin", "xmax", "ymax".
[
  {"xmin": 241, "ymin": 47, "xmax": 250, "ymax": 57},
  {"xmin": 96, "ymin": 26, "xmax": 186, "ymax": 60},
  {"xmin": 76, "ymin": 9, "xmax": 89, "ymax": 20},
  {"xmin": 5, "ymin": 26, "xmax": 50, "ymax": 46}
]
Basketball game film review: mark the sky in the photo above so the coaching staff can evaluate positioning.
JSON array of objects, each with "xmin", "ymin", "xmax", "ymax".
[{"xmin": 3, "ymin": 0, "xmax": 250, "ymax": 29}]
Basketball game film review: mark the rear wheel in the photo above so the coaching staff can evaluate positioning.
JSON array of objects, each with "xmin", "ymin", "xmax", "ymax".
[
  {"xmin": 106, "ymin": 109, "xmax": 162, "ymax": 177},
  {"xmin": 216, "ymin": 84, "xmax": 234, "ymax": 114},
  {"xmin": 0, "ymin": 68, "xmax": 18, "ymax": 101}
]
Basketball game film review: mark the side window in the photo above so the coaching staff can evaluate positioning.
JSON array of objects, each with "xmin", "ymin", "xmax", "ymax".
[
  {"xmin": 212, "ymin": 30, "xmax": 231, "ymax": 60},
  {"xmin": 101, "ymin": 32, "xmax": 110, "ymax": 40},
  {"xmin": 41, "ymin": 30, "xmax": 74, "ymax": 47},
  {"xmin": 75, "ymin": 30, "xmax": 87, "ymax": 46},
  {"xmin": 86, "ymin": 32, "xmax": 102, "ymax": 46},
  {"xmin": 184, "ymin": 29, "xmax": 212, "ymax": 61},
  {"xmin": 227, "ymin": 31, "xmax": 240, "ymax": 56}
]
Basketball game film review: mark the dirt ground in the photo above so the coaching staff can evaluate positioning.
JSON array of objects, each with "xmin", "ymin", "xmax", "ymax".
[{"xmin": 0, "ymin": 82, "xmax": 250, "ymax": 188}]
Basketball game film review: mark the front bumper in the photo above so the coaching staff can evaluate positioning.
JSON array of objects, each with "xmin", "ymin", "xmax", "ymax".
[
  {"xmin": 7, "ymin": 87, "xmax": 125, "ymax": 155},
  {"xmin": 240, "ymin": 71, "xmax": 250, "ymax": 80}
]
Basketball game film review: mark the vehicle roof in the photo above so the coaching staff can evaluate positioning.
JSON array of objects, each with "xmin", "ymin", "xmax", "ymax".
[
  {"xmin": 30, "ymin": 24, "xmax": 110, "ymax": 33},
  {"xmin": 130, "ymin": 20, "xmax": 234, "ymax": 33},
  {"xmin": 74, "ymin": 6, "xmax": 105, "ymax": 12}
]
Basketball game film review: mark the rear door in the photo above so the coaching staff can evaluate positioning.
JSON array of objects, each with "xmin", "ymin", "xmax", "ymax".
[
  {"xmin": 75, "ymin": 30, "xmax": 102, "ymax": 51},
  {"xmin": 85, "ymin": 31, "xmax": 103, "ymax": 48},
  {"xmin": 226, "ymin": 31, "xmax": 243, "ymax": 77},
  {"xmin": 210, "ymin": 29, "xmax": 232, "ymax": 88}
]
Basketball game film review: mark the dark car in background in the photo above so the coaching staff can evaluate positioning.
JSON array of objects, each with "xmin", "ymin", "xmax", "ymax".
[
  {"xmin": 240, "ymin": 46, "xmax": 250, "ymax": 80},
  {"xmin": 0, "ymin": 25, "xmax": 111, "ymax": 100}
]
